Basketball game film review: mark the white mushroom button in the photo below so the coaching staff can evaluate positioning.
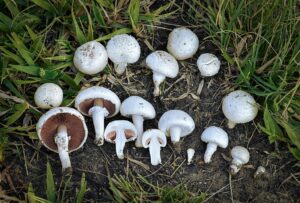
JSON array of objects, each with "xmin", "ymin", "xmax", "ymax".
[
  {"xmin": 106, "ymin": 34, "xmax": 141, "ymax": 75},
  {"xmin": 73, "ymin": 41, "xmax": 108, "ymax": 75},
  {"xmin": 197, "ymin": 53, "xmax": 221, "ymax": 77},
  {"xmin": 167, "ymin": 27, "xmax": 199, "ymax": 60},
  {"xmin": 75, "ymin": 86, "xmax": 120, "ymax": 146},
  {"xmin": 145, "ymin": 51, "xmax": 179, "ymax": 96},
  {"xmin": 158, "ymin": 110, "xmax": 195, "ymax": 144},
  {"xmin": 230, "ymin": 146, "xmax": 250, "ymax": 175},
  {"xmin": 142, "ymin": 129, "xmax": 167, "ymax": 166},
  {"xmin": 34, "ymin": 83, "xmax": 63, "ymax": 109},
  {"xmin": 201, "ymin": 126, "xmax": 229, "ymax": 163},
  {"xmin": 222, "ymin": 90, "xmax": 258, "ymax": 129},
  {"xmin": 187, "ymin": 148, "xmax": 195, "ymax": 165},
  {"xmin": 36, "ymin": 107, "xmax": 88, "ymax": 173},
  {"xmin": 104, "ymin": 120, "xmax": 137, "ymax": 159},
  {"xmin": 120, "ymin": 96, "xmax": 156, "ymax": 148}
]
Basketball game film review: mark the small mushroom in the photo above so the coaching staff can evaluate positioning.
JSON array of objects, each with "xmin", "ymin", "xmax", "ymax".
[
  {"xmin": 36, "ymin": 107, "xmax": 88, "ymax": 172},
  {"xmin": 142, "ymin": 129, "xmax": 167, "ymax": 166},
  {"xmin": 145, "ymin": 51, "xmax": 179, "ymax": 96},
  {"xmin": 73, "ymin": 41, "xmax": 108, "ymax": 75},
  {"xmin": 158, "ymin": 110, "xmax": 195, "ymax": 147},
  {"xmin": 254, "ymin": 166, "xmax": 266, "ymax": 178},
  {"xmin": 75, "ymin": 86, "xmax": 120, "ymax": 146},
  {"xmin": 197, "ymin": 53, "xmax": 221, "ymax": 77},
  {"xmin": 34, "ymin": 83, "xmax": 63, "ymax": 109},
  {"xmin": 230, "ymin": 146, "xmax": 250, "ymax": 175},
  {"xmin": 120, "ymin": 96, "xmax": 156, "ymax": 148},
  {"xmin": 106, "ymin": 34, "xmax": 141, "ymax": 75},
  {"xmin": 201, "ymin": 126, "xmax": 229, "ymax": 163},
  {"xmin": 167, "ymin": 27, "xmax": 199, "ymax": 60},
  {"xmin": 104, "ymin": 120, "xmax": 137, "ymax": 159},
  {"xmin": 187, "ymin": 148, "xmax": 195, "ymax": 165},
  {"xmin": 222, "ymin": 90, "xmax": 258, "ymax": 129}
]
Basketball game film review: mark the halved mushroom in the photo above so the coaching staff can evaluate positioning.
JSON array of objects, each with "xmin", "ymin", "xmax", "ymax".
[
  {"xmin": 142, "ymin": 129, "xmax": 167, "ymax": 166},
  {"xmin": 34, "ymin": 83, "xmax": 63, "ymax": 109},
  {"xmin": 104, "ymin": 120, "xmax": 137, "ymax": 159},
  {"xmin": 120, "ymin": 96, "xmax": 156, "ymax": 148},
  {"xmin": 75, "ymin": 86, "xmax": 120, "ymax": 146},
  {"xmin": 36, "ymin": 107, "xmax": 88, "ymax": 173}
]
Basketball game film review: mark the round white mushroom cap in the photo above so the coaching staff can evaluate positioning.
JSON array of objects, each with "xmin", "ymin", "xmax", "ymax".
[
  {"xmin": 167, "ymin": 27, "xmax": 199, "ymax": 60},
  {"xmin": 197, "ymin": 53, "xmax": 221, "ymax": 77},
  {"xmin": 75, "ymin": 86, "xmax": 121, "ymax": 117},
  {"xmin": 201, "ymin": 126, "xmax": 228, "ymax": 148},
  {"xmin": 146, "ymin": 51, "xmax": 179, "ymax": 78},
  {"xmin": 120, "ymin": 96, "xmax": 156, "ymax": 119},
  {"xmin": 73, "ymin": 41, "xmax": 108, "ymax": 75},
  {"xmin": 34, "ymin": 83, "xmax": 63, "ymax": 109},
  {"xmin": 231, "ymin": 146, "xmax": 250, "ymax": 164},
  {"xmin": 222, "ymin": 90, "xmax": 258, "ymax": 124},
  {"xmin": 104, "ymin": 120, "xmax": 137, "ymax": 143}
]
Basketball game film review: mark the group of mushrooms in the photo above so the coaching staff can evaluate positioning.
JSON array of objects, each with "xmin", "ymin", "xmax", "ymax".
[{"xmin": 34, "ymin": 27, "xmax": 259, "ymax": 175}]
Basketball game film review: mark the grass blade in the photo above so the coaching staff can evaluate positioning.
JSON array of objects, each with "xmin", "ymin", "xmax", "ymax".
[{"xmin": 46, "ymin": 161, "xmax": 56, "ymax": 202}]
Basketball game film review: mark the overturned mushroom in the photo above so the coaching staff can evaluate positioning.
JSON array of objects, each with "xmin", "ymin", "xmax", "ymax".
[
  {"xmin": 104, "ymin": 120, "xmax": 137, "ymax": 159},
  {"xmin": 230, "ymin": 146, "xmax": 250, "ymax": 175},
  {"xmin": 34, "ymin": 83, "xmax": 63, "ymax": 109},
  {"xmin": 36, "ymin": 107, "xmax": 88, "ymax": 173},
  {"xmin": 75, "ymin": 86, "xmax": 120, "ymax": 146}
]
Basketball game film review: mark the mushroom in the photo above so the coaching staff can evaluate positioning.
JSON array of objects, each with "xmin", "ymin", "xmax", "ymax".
[
  {"xmin": 187, "ymin": 148, "xmax": 195, "ymax": 165},
  {"xmin": 230, "ymin": 146, "xmax": 250, "ymax": 175},
  {"xmin": 158, "ymin": 110, "xmax": 195, "ymax": 147},
  {"xmin": 104, "ymin": 120, "xmax": 137, "ymax": 159},
  {"xmin": 145, "ymin": 51, "xmax": 179, "ymax": 96},
  {"xmin": 222, "ymin": 90, "xmax": 258, "ymax": 129},
  {"xmin": 34, "ymin": 83, "xmax": 63, "ymax": 109},
  {"xmin": 197, "ymin": 53, "xmax": 221, "ymax": 77},
  {"xmin": 142, "ymin": 129, "xmax": 167, "ymax": 166},
  {"xmin": 120, "ymin": 96, "xmax": 156, "ymax": 148},
  {"xmin": 73, "ymin": 41, "xmax": 108, "ymax": 75},
  {"xmin": 36, "ymin": 107, "xmax": 88, "ymax": 172},
  {"xmin": 106, "ymin": 34, "xmax": 141, "ymax": 75},
  {"xmin": 167, "ymin": 27, "xmax": 199, "ymax": 60},
  {"xmin": 75, "ymin": 86, "xmax": 120, "ymax": 146},
  {"xmin": 254, "ymin": 166, "xmax": 266, "ymax": 178},
  {"xmin": 201, "ymin": 126, "xmax": 229, "ymax": 163}
]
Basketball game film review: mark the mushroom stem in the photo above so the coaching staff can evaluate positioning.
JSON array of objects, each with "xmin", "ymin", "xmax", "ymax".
[
  {"xmin": 89, "ymin": 101, "xmax": 109, "ymax": 146},
  {"xmin": 227, "ymin": 120, "xmax": 236, "ymax": 129},
  {"xmin": 230, "ymin": 159, "xmax": 243, "ymax": 175},
  {"xmin": 170, "ymin": 126, "xmax": 182, "ymax": 143},
  {"xmin": 152, "ymin": 72, "xmax": 166, "ymax": 96},
  {"xmin": 114, "ymin": 62, "xmax": 128, "ymax": 75},
  {"xmin": 149, "ymin": 138, "xmax": 162, "ymax": 166},
  {"xmin": 204, "ymin": 143, "xmax": 218, "ymax": 163},
  {"xmin": 132, "ymin": 115, "xmax": 144, "ymax": 148},
  {"xmin": 115, "ymin": 129, "xmax": 127, "ymax": 159},
  {"xmin": 55, "ymin": 125, "xmax": 71, "ymax": 171}
]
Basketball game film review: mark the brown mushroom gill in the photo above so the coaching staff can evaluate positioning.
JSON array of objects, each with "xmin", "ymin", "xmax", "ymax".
[
  {"xmin": 79, "ymin": 98, "xmax": 115, "ymax": 115},
  {"xmin": 106, "ymin": 129, "xmax": 136, "ymax": 141}
]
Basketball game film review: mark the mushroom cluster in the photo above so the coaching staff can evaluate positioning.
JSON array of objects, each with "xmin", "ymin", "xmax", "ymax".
[{"xmin": 34, "ymin": 28, "xmax": 258, "ymax": 175}]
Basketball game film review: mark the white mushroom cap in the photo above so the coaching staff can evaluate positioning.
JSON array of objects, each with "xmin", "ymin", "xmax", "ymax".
[
  {"xmin": 197, "ymin": 53, "xmax": 221, "ymax": 77},
  {"xmin": 230, "ymin": 146, "xmax": 250, "ymax": 174},
  {"xmin": 222, "ymin": 90, "xmax": 258, "ymax": 128},
  {"xmin": 146, "ymin": 51, "xmax": 179, "ymax": 78},
  {"xmin": 167, "ymin": 27, "xmax": 199, "ymax": 60},
  {"xmin": 73, "ymin": 41, "xmax": 108, "ymax": 75},
  {"xmin": 120, "ymin": 96, "xmax": 156, "ymax": 119},
  {"xmin": 34, "ymin": 83, "xmax": 63, "ymax": 109},
  {"xmin": 158, "ymin": 110, "xmax": 195, "ymax": 143},
  {"xmin": 106, "ymin": 34, "xmax": 141, "ymax": 75},
  {"xmin": 201, "ymin": 126, "xmax": 228, "ymax": 148},
  {"xmin": 75, "ymin": 86, "xmax": 120, "ymax": 117}
]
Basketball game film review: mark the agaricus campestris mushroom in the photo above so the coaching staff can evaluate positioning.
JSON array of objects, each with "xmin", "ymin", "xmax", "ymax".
[
  {"xmin": 230, "ymin": 146, "xmax": 250, "ymax": 175},
  {"xmin": 201, "ymin": 126, "xmax": 229, "ymax": 163},
  {"xmin": 36, "ymin": 107, "xmax": 88, "ymax": 172},
  {"xmin": 222, "ymin": 90, "xmax": 258, "ymax": 129},
  {"xmin": 75, "ymin": 86, "xmax": 120, "ymax": 146},
  {"xmin": 34, "ymin": 83, "xmax": 63, "ymax": 109},
  {"xmin": 187, "ymin": 148, "xmax": 195, "ymax": 165},
  {"xmin": 106, "ymin": 34, "xmax": 141, "ymax": 75},
  {"xmin": 167, "ymin": 27, "xmax": 199, "ymax": 60},
  {"xmin": 197, "ymin": 53, "xmax": 221, "ymax": 77},
  {"xmin": 104, "ymin": 120, "xmax": 137, "ymax": 159},
  {"xmin": 146, "ymin": 51, "xmax": 179, "ymax": 96},
  {"xmin": 120, "ymin": 96, "xmax": 156, "ymax": 148},
  {"xmin": 142, "ymin": 129, "xmax": 167, "ymax": 166},
  {"xmin": 73, "ymin": 41, "xmax": 108, "ymax": 75},
  {"xmin": 158, "ymin": 110, "xmax": 195, "ymax": 144}
]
